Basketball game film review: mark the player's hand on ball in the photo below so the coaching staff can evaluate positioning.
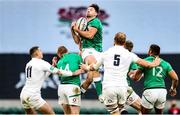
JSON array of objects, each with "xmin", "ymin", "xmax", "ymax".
[{"xmin": 71, "ymin": 21, "xmax": 76, "ymax": 30}]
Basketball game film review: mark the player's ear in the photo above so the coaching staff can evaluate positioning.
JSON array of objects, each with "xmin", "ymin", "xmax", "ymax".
[{"xmin": 148, "ymin": 49, "xmax": 152, "ymax": 55}]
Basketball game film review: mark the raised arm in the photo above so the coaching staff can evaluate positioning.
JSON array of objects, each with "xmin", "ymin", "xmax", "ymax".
[
  {"xmin": 71, "ymin": 21, "xmax": 81, "ymax": 44},
  {"xmin": 73, "ymin": 25, "xmax": 97, "ymax": 39}
]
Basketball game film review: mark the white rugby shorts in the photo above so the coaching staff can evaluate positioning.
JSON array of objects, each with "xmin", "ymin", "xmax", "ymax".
[
  {"xmin": 103, "ymin": 86, "xmax": 128, "ymax": 109},
  {"xmin": 20, "ymin": 90, "xmax": 46, "ymax": 110},
  {"xmin": 141, "ymin": 88, "xmax": 167, "ymax": 109},
  {"xmin": 58, "ymin": 84, "xmax": 81, "ymax": 106},
  {"xmin": 82, "ymin": 48, "xmax": 101, "ymax": 62}
]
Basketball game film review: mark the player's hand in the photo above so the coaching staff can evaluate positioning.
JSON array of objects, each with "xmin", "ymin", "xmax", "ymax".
[
  {"xmin": 169, "ymin": 88, "xmax": 177, "ymax": 96},
  {"xmin": 73, "ymin": 69, "xmax": 84, "ymax": 76},
  {"xmin": 73, "ymin": 23, "xmax": 79, "ymax": 32},
  {"xmin": 71, "ymin": 21, "xmax": 76, "ymax": 30},
  {"xmin": 128, "ymin": 70, "xmax": 135, "ymax": 78},
  {"xmin": 80, "ymin": 63, "xmax": 89, "ymax": 71},
  {"xmin": 153, "ymin": 57, "xmax": 161, "ymax": 67},
  {"xmin": 52, "ymin": 56, "xmax": 58, "ymax": 67}
]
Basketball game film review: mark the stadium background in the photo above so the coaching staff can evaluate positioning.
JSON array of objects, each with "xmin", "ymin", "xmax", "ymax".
[{"xmin": 0, "ymin": 0, "xmax": 180, "ymax": 114}]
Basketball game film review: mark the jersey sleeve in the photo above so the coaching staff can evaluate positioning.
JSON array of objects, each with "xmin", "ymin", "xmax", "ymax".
[
  {"xmin": 166, "ymin": 62, "xmax": 173, "ymax": 73},
  {"xmin": 41, "ymin": 60, "xmax": 59, "ymax": 74},
  {"xmin": 130, "ymin": 52, "xmax": 140, "ymax": 63}
]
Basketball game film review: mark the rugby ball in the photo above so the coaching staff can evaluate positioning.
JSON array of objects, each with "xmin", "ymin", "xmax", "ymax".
[{"xmin": 76, "ymin": 17, "xmax": 87, "ymax": 31}]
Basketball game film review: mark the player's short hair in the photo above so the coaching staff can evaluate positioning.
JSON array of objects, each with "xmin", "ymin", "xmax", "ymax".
[
  {"xmin": 149, "ymin": 44, "xmax": 160, "ymax": 56},
  {"xmin": 125, "ymin": 40, "xmax": 133, "ymax": 52},
  {"xmin": 29, "ymin": 46, "xmax": 39, "ymax": 57},
  {"xmin": 89, "ymin": 4, "xmax": 99, "ymax": 14},
  {"xmin": 57, "ymin": 46, "xmax": 68, "ymax": 57},
  {"xmin": 114, "ymin": 32, "xmax": 126, "ymax": 45}
]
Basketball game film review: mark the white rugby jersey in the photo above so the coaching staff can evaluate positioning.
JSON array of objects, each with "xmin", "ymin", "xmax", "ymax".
[
  {"xmin": 98, "ymin": 46, "xmax": 139, "ymax": 88},
  {"xmin": 22, "ymin": 58, "xmax": 59, "ymax": 93}
]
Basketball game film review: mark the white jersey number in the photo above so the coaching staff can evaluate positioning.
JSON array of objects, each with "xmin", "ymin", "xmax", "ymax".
[
  {"xmin": 152, "ymin": 66, "xmax": 163, "ymax": 77},
  {"xmin": 60, "ymin": 64, "xmax": 70, "ymax": 71}
]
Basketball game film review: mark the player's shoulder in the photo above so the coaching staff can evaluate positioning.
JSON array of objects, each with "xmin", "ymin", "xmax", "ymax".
[
  {"xmin": 89, "ymin": 17, "xmax": 101, "ymax": 25},
  {"xmin": 67, "ymin": 53, "xmax": 80, "ymax": 57},
  {"xmin": 66, "ymin": 53, "xmax": 82, "ymax": 59},
  {"xmin": 160, "ymin": 58, "xmax": 171, "ymax": 66}
]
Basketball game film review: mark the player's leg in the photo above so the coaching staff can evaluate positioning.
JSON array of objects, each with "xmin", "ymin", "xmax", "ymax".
[
  {"xmin": 24, "ymin": 108, "xmax": 37, "ymax": 114},
  {"xmin": 38, "ymin": 102, "xmax": 55, "ymax": 114},
  {"xmin": 154, "ymin": 88, "xmax": 167, "ymax": 114},
  {"xmin": 141, "ymin": 89, "xmax": 156, "ymax": 114},
  {"xmin": 66, "ymin": 84, "xmax": 81, "ymax": 114},
  {"xmin": 103, "ymin": 87, "xmax": 120, "ymax": 115},
  {"xmin": 62, "ymin": 104, "xmax": 71, "ymax": 114},
  {"xmin": 141, "ymin": 105, "xmax": 152, "ymax": 114},
  {"xmin": 69, "ymin": 105, "xmax": 80, "ymax": 114},
  {"xmin": 81, "ymin": 49, "xmax": 102, "ymax": 98},
  {"xmin": 20, "ymin": 91, "xmax": 37, "ymax": 114},
  {"xmin": 118, "ymin": 104, "xmax": 129, "ymax": 114},
  {"xmin": 58, "ymin": 84, "xmax": 70, "ymax": 114},
  {"xmin": 130, "ymin": 99, "xmax": 142, "ymax": 114},
  {"xmin": 80, "ymin": 71, "xmax": 93, "ymax": 93},
  {"xmin": 154, "ymin": 107, "xmax": 163, "ymax": 114},
  {"xmin": 126, "ymin": 88, "xmax": 142, "ymax": 114}
]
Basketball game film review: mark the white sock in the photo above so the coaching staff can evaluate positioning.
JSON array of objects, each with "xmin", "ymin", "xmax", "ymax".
[{"xmin": 81, "ymin": 87, "xmax": 86, "ymax": 93}]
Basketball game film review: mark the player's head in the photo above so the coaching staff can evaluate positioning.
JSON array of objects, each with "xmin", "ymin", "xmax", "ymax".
[
  {"xmin": 148, "ymin": 44, "xmax": 160, "ymax": 56},
  {"xmin": 124, "ymin": 40, "xmax": 133, "ymax": 52},
  {"xmin": 86, "ymin": 4, "xmax": 99, "ymax": 18},
  {"xmin": 57, "ymin": 46, "xmax": 68, "ymax": 58},
  {"xmin": 114, "ymin": 32, "xmax": 126, "ymax": 46},
  {"xmin": 29, "ymin": 46, "xmax": 43, "ymax": 59}
]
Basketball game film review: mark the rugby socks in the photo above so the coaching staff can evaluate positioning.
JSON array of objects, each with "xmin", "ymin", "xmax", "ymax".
[{"xmin": 93, "ymin": 77, "xmax": 102, "ymax": 96}]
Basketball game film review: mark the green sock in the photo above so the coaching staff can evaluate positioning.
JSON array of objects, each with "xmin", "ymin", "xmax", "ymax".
[{"xmin": 94, "ymin": 78, "xmax": 102, "ymax": 96}]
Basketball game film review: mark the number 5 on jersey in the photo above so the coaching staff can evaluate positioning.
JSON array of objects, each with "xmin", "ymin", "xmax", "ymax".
[{"xmin": 114, "ymin": 54, "xmax": 120, "ymax": 66}]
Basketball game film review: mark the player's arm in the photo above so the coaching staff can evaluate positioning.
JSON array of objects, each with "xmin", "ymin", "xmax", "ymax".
[
  {"xmin": 71, "ymin": 21, "xmax": 81, "ymax": 44},
  {"xmin": 131, "ymin": 69, "xmax": 143, "ymax": 81},
  {"xmin": 42, "ymin": 60, "xmax": 73, "ymax": 76},
  {"xmin": 130, "ymin": 52, "xmax": 160, "ymax": 68},
  {"xmin": 73, "ymin": 25, "xmax": 97, "ymax": 39},
  {"xmin": 168, "ymin": 70, "xmax": 179, "ymax": 96},
  {"xmin": 136, "ymin": 57, "xmax": 160, "ymax": 68}
]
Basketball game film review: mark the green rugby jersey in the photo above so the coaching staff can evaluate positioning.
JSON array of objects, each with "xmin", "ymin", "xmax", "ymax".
[
  {"xmin": 81, "ymin": 17, "xmax": 103, "ymax": 52},
  {"xmin": 56, "ymin": 53, "xmax": 82, "ymax": 86},
  {"xmin": 127, "ymin": 62, "xmax": 138, "ymax": 86},
  {"xmin": 138, "ymin": 56, "xmax": 173, "ymax": 90}
]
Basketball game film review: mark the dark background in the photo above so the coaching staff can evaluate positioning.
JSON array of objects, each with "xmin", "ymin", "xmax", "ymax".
[{"xmin": 0, "ymin": 53, "xmax": 179, "ymax": 99}]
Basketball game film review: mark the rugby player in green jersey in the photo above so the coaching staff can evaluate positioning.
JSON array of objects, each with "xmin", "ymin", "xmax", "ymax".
[
  {"xmin": 71, "ymin": 4, "xmax": 103, "ymax": 101},
  {"xmin": 133, "ymin": 44, "xmax": 179, "ymax": 114},
  {"xmin": 52, "ymin": 46, "xmax": 84, "ymax": 115}
]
